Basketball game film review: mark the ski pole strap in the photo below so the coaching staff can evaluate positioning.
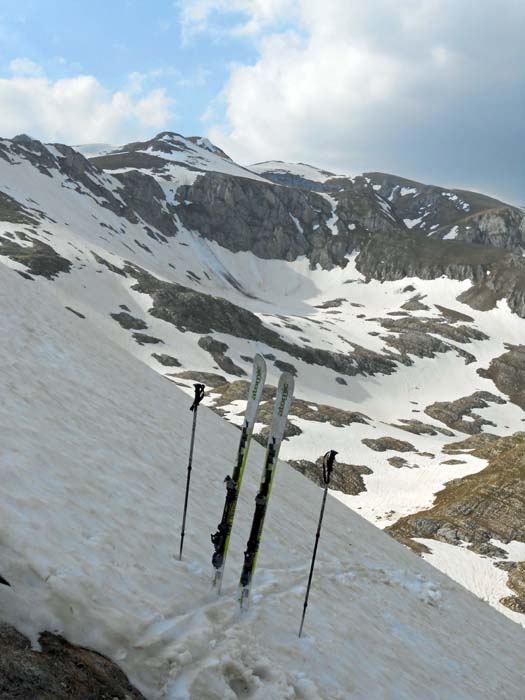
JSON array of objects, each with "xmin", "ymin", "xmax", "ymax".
[
  {"xmin": 322, "ymin": 450, "xmax": 338, "ymax": 485},
  {"xmin": 190, "ymin": 383, "xmax": 205, "ymax": 412}
]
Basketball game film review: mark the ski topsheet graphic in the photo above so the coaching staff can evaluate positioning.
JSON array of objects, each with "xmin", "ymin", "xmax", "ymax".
[
  {"xmin": 211, "ymin": 354, "xmax": 267, "ymax": 591},
  {"xmin": 239, "ymin": 371, "xmax": 295, "ymax": 607}
]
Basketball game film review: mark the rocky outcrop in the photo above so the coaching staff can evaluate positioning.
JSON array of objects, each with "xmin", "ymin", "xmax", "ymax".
[
  {"xmin": 114, "ymin": 169, "xmax": 179, "ymax": 237},
  {"xmin": 110, "ymin": 311, "xmax": 148, "ymax": 330},
  {"xmin": 378, "ymin": 314, "xmax": 486, "ymax": 364},
  {"xmin": 478, "ymin": 345, "xmax": 525, "ymax": 409},
  {"xmin": 458, "ymin": 254, "xmax": 525, "ymax": 318},
  {"xmin": 356, "ymin": 231, "xmax": 505, "ymax": 284},
  {"xmin": 424, "ymin": 391, "xmax": 506, "ymax": 434},
  {"xmin": 355, "ymin": 228, "xmax": 525, "ymax": 321},
  {"xmin": 388, "ymin": 432, "xmax": 525, "ymax": 558},
  {"xmin": 197, "ymin": 336, "xmax": 246, "ymax": 376},
  {"xmin": 401, "ymin": 294, "xmax": 430, "ymax": 311},
  {"xmin": 152, "ymin": 353, "xmax": 181, "ymax": 367},
  {"xmin": 132, "ymin": 332, "xmax": 164, "ymax": 345},
  {"xmin": 171, "ymin": 370, "xmax": 228, "ymax": 387},
  {"xmin": 0, "ymin": 191, "xmax": 38, "ymax": 225},
  {"xmin": 388, "ymin": 456, "xmax": 420, "ymax": 469},
  {"xmin": 362, "ymin": 437, "xmax": 416, "ymax": 452},
  {"xmin": 454, "ymin": 208, "xmax": 525, "ymax": 251},
  {"xmin": 0, "ymin": 236, "xmax": 71, "ymax": 279},
  {"xmin": 288, "ymin": 456, "xmax": 372, "ymax": 495},
  {"xmin": 390, "ymin": 419, "xmax": 454, "ymax": 437},
  {"xmin": 499, "ymin": 561, "xmax": 525, "ymax": 613},
  {"xmin": 0, "ymin": 623, "xmax": 146, "ymax": 700},
  {"xmin": 175, "ymin": 171, "xmax": 354, "ymax": 269},
  {"xmin": 364, "ymin": 171, "xmax": 525, "ymax": 252}
]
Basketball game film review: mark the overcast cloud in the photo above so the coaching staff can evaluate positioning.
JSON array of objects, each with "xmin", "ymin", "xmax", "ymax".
[{"xmin": 196, "ymin": 0, "xmax": 525, "ymax": 203}]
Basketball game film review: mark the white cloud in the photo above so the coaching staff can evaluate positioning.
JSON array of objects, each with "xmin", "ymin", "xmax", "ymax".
[
  {"xmin": 8, "ymin": 57, "xmax": 44, "ymax": 77},
  {"xmin": 197, "ymin": 0, "xmax": 525, "ymax": 201},
  {"xmin": 176, "ymin": 0, "xmax": 296, "ymax": 41},
  {"xmin": 0, "ymin": 62, "xmax": 174, "ymax": 143}
]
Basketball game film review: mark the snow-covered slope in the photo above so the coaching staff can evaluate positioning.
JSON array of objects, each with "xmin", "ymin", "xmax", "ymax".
[
  {"xmin": 249, "ymin": 160, "xmax": 343, "ymax": 183},
  {"xmin": 91, "ymin": 132, "xmax": 268, "ymax": 184},
  {"xmin": 0, "ymin": 132, "xmax": 524, "ymax": 631},
  {"xmin": 1, "ymin": 263, "xmax": 524, "ymax": 700}
]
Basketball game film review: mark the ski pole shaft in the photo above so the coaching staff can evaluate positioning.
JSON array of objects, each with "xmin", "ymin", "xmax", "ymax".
[
  {"xmin": 299, "ymin": 486, "xmax": 328, "ymax": 637},
  {"xmin": 179, "ymin": 384, "xmax": 205, "ymax": 561},
  {"xmin": 298, "ymin": 449, "xmax": 337, "ymax": 638}
]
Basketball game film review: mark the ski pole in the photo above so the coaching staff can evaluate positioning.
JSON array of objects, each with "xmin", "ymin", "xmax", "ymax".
[
  {"xmin": 179, "ymin": 383, "xmax": 205, "ymax": 560},
  {"xmin": 298, "ymin": 449, "xmax": 337, "ymax": 638}
]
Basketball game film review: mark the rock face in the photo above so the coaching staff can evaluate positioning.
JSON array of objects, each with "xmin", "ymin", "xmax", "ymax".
[
  {"xmin": 499, "ymin": 562, "xmax": 525, "ymax": 613},
  {"xmin": 110, "ymin": 311, "xmax": 148, "ymax": 330},
  {"xmin": 362, "ymin": 437, "xmax": 416, "ymax": 453},
  {"xmin": 424, "ymin": 391, "xmax": 506, "ymax": 434},
  {"xmin": 457, "ymin": 253, "xmax": 525, "ymax": 318},
  {"xmin": 388, "ymin": 433, "xmax": 525, "ymax": 551},
  {"xmin": 0, "ymin": 237, "xmax": 71, "ymax": 279},
  {"xmin": 362, "ymin": 171, "xmax": 525, "ymax": 252},
  {"xmin": 0, "ymin": 623, "xmax": 146, "ymax": 700},
  {"xmin": 378, "ymin": 314, "xmax": 486, "ymax": 364},
  {"xmin": 478, "ymin": 345, "xmax": 525, "ymax": 409},
  {"xmin": 288, "ymin": 456, "xmax": 372, "ymax": 496},
  {"xmin": 176, "ymin": 172, "xmax": 351, "ymax": 269},
  {"xmin": 197, "ymin": 336, "xmax": 246, "ymax": 376}
]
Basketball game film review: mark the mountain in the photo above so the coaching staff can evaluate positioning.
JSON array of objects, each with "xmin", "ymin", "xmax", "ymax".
[
  {"xmin": 1, "ymin": 260, "xmax": 524, "ymax": 700},
  {"xmin": 0, "ymin": 130, "xmax": 524, "ymax": 645}
]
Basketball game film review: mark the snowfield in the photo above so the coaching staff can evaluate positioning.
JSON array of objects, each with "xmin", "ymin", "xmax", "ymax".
[{"xmin": 1, "ymin": 264, "xmax": 525, "ymax": 699}]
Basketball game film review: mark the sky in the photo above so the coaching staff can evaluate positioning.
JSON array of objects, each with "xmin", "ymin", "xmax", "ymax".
[{"xmin": 0, "ymin": 0, "xmax": 523, "ymax": 204}]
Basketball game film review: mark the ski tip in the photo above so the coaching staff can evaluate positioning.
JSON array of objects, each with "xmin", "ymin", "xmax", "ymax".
[
  {"xmin": 277, "ymin": 371, "xmax": 294, "ymax": 394},
  {"xmin": 253, "ymin": 352, "xmax": 266, "ymax": 366}
]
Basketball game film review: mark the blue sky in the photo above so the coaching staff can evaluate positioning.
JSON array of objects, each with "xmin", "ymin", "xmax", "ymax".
[
  {"xmin": 0, "ymin": 0, "xmax": 258, "ymax": 137},
  {"xmin": 0, "ymin": 1, "xmax": 523, "ymax": 204}
]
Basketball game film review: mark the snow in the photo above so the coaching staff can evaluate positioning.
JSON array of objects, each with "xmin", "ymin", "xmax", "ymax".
[
  {"xmin": 249, "ymin": 161, "xmax": 342, "ymax": 183},
  {"xmin": 443, "ymin": 225, "xmax": 459, "ymax": 240},
  {"xmin": 388, "ymin": 185, "xmax": 418, "ymax": 201},
  {"xmin": 375, "ymin": 194, "xmax": 396, "ymax": 220},
  {"xmin": 1, "ymin": 135, "xmax": 525, "ymax": 649},
  {"xmin": 441, "ymin": 192, "xmax": 471, "ymax": 212},
  {"xmin": 139, "ymin": 135, "xmax": 268, "ymax": 183},
  {"xmin": 404, "ymin": 216, "xmax": 423, "ymax": 229},
  {"xmin": 320, "ymin": 194, "xmax": 339, "ymax": 235},
  {"xmin": 1, "ymin": 264, "xmax": 524, "ymax": 700},
  {"xmin": 289, "ymin": 213, "xmax": 304, "ymax": 235},
  {"xmin": 73, "ymin": 143, "xmax": 116, "ymax": 157},
  {"xmin": 417, "ymin": 539, "xmax": 525, "ymax": 626}
]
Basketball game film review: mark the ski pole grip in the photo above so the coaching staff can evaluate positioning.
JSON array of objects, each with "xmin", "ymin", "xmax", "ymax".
[
  {"xmin": 190, "ymin": 383, "xmax": 205, "ymax": 412},
  {"xmin": 322, "ymin": 450, "xmax": 337, "ymax": 485}
]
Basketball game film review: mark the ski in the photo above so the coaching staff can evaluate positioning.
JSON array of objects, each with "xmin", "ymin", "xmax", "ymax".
[
  {"xmin": 238, "ymin": 371, "xmax": 294, "ymax": 608},
  {"xmin": 211, "ymin": 353, "xmax": 267, "ymax": 592}
]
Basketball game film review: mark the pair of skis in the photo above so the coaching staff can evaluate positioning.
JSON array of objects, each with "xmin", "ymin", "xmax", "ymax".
[{"xmin": 211, "ymin": 354, "xmax": 294, "ymax": 606}]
